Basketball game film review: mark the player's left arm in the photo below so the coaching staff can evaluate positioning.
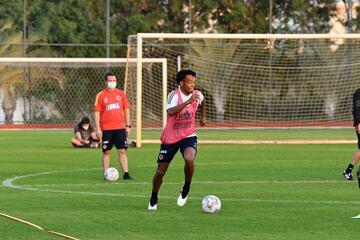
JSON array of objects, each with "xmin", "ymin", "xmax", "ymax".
[
  {"xmin": 199, "ymin": 93, "xmax": 206, "ymax": 127},
  {"xmin": 89, "ymin": 124, "xmax": 98, "ymax": 141},
  {"xmin": 90, "ymin": 131, "xmax": 98, "ymax": 141},
  {"xmin": 124, "ymin": 108, "xmax": 131, "ymax": 136},
  {"xmin": 75, "ymin": 132, "xmax": 90, "ymax": 144},
  {"xmin": 122, "ymin": 92, "xmax": 131, "ymax": 136}
]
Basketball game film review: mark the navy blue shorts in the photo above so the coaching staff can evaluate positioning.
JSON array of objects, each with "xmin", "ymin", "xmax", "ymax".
[
  {"xmin": 157, "ymin": 136, "xmax": 197, "ymax": 163},
  {"xmin": 102, "ymin": 129, "xmax": 127, "ymax": 152}
]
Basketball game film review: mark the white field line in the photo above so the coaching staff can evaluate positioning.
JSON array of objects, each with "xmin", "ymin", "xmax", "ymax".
[
  {"xmin": 20, "ymin": 179, "xmax": 347, "ymax": 188},
  {"xmin": 2, "ymin": 169, "xmax": 359, "ymax": 205}
]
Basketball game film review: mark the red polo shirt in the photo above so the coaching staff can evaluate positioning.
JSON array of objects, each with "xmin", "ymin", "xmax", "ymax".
[{"xmin": 94, "ymin": 88, "xmax": 129, "ymax": 130}]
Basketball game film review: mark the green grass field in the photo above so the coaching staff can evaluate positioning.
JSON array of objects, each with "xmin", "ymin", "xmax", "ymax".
[{"xmin": 1, "ymin": 131, "xmax": 360, "ymax": 240}]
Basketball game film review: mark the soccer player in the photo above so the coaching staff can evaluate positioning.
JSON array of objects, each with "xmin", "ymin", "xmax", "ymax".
[
  {"xmin": 94, "ymin": 72, "xmax": 133, "ymax": 180},
  {"xmin": 70, "ymin": 116, "xmax": 99, "ymax": 148},
  {"xmin": 148, "ymin": 69, "xmax": 206, "ymax": 210},
  {"xmin": 343, "ymin": 88, "xmax": 360, "ymax": 184}
]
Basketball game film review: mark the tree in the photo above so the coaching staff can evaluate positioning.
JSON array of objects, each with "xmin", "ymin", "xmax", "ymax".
[
  {"xmin": 28, "ymin": 0, "xmax": 106, "ymax": 57},
  {"xmin": 271, "ymin": 0, "xmax": 335, "ymax": 33}
]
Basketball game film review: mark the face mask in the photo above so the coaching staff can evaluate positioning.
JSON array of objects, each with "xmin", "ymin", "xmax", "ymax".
[
  {"xmin": 107, "ymin": 82, "xmax": 116, "ymax": 89},
  {"xmin": 82, "ymin": 124, "xmax": 89, "ymax": 130}
]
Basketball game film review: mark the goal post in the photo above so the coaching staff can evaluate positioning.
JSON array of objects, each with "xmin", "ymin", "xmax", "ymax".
[
  {"xmin": 0, "ymin": 57, "xmax": 168, "ymax": 147},
  {"xmin": 128, "ymin": 33, "xmax": 360, "ymax": 146}
]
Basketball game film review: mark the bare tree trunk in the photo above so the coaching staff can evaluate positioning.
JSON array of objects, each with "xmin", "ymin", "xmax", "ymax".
[
  {"xmin": 1, "ymin": 86, "xmax": 16, "ymax": 123},
  {"xmin": 324, "ymin": 92, "xmax": 336, "ymax": 120},
  {"xmin": 214, "ymin": 88, "xmax": 225, "ymax": 121}
]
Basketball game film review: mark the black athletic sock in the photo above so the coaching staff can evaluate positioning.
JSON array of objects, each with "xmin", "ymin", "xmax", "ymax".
[
  {"xmin": 181, "ymin": 181, "xmax": 191, "ymax": 198},
  {"xmin": 346, "ymin": 164, "xmax": 354, "ymax": 173},
  {"xmin": 150, "ymin": 192, "xmax": 158, "ymax": 206}
]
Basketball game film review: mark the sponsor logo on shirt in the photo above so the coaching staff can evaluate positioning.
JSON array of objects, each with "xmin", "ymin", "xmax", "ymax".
[
  {"xmin": 173, "ymin": 121, "xmax": 192, "ymax": 129},
  {"xmin": 106, "ymin": 103, "xmax": 120, "ymax": 111},
  {"xmin": 175, "ymin": 111, "xmax": 193, "ymax": 121}
]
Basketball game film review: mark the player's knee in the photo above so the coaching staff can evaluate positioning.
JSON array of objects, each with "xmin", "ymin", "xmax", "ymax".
[
  {"xmin": 156, "ymin": 165, "xmax": 169, "ymax": 177},
  {"xmin": 156, "ymin": 168, "xmax": 166, "ymax": 177},
  {"xmin": 118, "ymin": 148, "xmax": 127, "ymax": 155},
  {"xmin": 71, "ymin": 139, "xmax": 81, "ymax": 147},
  {"xmin": 103, "ymin": 150, "xmax": 111, "ymax": 156},
  {"xmin": 183, "ymin": 148, "xmax": 196, "ymax": 162},
  {"xmin": 184, "ymin": 154, "xmax": 195, "ymax": 162}
]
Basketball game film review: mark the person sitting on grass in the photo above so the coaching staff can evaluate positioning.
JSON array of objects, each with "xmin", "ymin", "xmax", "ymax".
[{"xmin": 71, "ymin": 116, "xmax": 100, "ymax": 148}]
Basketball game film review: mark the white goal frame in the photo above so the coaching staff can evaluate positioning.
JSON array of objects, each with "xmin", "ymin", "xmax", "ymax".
[
  {"xmin": 0, "ymin": 57, "xmax": 168, "ymax": 147},
  {"xmin": 133, "ymin": 33, "xmax": 360, "ymax": 146}
]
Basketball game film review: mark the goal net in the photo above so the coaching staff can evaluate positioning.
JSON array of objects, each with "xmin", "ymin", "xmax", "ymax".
[
  {"xmin": 0, "ymin": 58, "xmax": 166, "ymax": 138},
  {"xmin": 127, "ymin": 33, "xmax": 360, "ymax": 146}
]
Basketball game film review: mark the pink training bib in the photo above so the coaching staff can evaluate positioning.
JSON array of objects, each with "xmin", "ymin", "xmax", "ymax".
[{"xmin": 160, "ymin": 89, "xmax": 198, "ymax": 144}]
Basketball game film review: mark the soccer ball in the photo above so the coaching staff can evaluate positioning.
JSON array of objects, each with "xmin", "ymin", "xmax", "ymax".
[
  {"xmin": 201, "ymin": 195, "xmax": 221, "ymax": 213},
  {"xmin": 104, "ymin": 167, "xmax": 119, "ymax": 182}
]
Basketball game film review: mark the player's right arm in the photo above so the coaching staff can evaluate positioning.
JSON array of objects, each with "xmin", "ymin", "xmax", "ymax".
[
  {"xmin": 94, "ymin": 112, "xmax": 102, "ymax": 139},
  {"xmin": 353, "ymin": 89, "xmax": 360, "ymax": 133},
  {"xmin": 167, "ymin": 92, "xmax": 200, "ymax": 116},
  {"xmin": 94, "ymin": 91, "xmax": 103, "ymax": 139}
]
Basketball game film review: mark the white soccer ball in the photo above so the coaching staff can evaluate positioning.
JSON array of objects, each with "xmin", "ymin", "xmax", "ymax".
[
  {"xmin": 104, "ymin": 167, "xmax": 119, "ymax": 182},
  {"xmin": 201, "ymin": 195, "xmax": 221, "ymax": 213}
]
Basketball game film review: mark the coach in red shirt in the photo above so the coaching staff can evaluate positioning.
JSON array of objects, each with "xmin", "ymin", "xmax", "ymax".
[{"xmin": 94, "ymin": 72, "xmax": 133, "ymax": 180}]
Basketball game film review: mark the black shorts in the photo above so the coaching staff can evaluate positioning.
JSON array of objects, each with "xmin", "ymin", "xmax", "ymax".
[
  {"xmin": 102, "ymin": 129, "xmax": 127, "ymax": 152},
  {"xmin": 157, "ymin": 136, "xmax": 197, "ymax": 163},
  {"xmin": 357, "ymin": 132, "xmax": 360, "ymax": 149}
]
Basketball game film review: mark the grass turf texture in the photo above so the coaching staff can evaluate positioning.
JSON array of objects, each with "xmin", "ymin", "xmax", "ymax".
[{"xmin": 1, "ymin": 130, "xmax": 360, "ymax": 239}]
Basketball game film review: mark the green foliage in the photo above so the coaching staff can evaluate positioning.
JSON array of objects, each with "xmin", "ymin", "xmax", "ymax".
[
  {"xmin": 29, "ymin": 0, "xmax": 106, "ymax": 57},
  {"xmin": 0, "ymin": 1, "xmax": 359, "ymax": 124},
  {"xmin": 272, "ymin": 0, "xmax": 335, "ymax": 33}
]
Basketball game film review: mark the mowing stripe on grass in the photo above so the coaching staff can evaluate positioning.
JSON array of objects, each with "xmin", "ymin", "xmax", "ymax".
[
  {"xmin": 19, "ymin": 179, "xmax": 349, "ymax": 188},
  {"xmin": 2, "ymin": 169, "xmax": 360, "ymax": 206}
]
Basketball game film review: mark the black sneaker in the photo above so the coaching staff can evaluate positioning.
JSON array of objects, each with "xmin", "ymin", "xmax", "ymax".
[
  {"xmin": 343, "ymin": 170, "xmax": 353, "ymax": 181},
  {"xmin": 123, "ymin": 174, "xmax": 134, "ymax": 180}
]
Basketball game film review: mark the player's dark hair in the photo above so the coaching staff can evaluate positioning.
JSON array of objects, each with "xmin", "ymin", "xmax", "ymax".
[
  {"xmin": 105, "ymin": 72, "xmax": 115, "ymax": 81},
  {"xmin": 176, "ymin": 69, "xmax": 196, "ymax": 84},
  {"xmin": 80, "ymin": 116, "xmax": 90, "ymax": 125}
]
